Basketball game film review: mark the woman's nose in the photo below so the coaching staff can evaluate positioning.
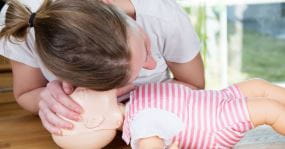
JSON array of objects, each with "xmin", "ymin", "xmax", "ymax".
[{"xmin": 143, "ymin": 55, "xmax": 157, "ymax": 70}]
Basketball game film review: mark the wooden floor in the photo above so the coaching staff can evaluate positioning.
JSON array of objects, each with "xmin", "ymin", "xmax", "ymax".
[{"xmin": 0, "ymin": 72, "xmax": 130, "ymax": 149}]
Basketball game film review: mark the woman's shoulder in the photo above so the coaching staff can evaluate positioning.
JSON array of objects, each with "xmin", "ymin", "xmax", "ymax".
[
  {"xmin": 0, "ymin": 0, "xmax": 41, "ymax": 68},
  {"xmin": 132, "ymin": 0, "xmax": 189, "ymax": 23}
]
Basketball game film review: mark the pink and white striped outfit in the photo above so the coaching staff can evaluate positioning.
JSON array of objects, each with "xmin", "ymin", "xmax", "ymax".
[{"xmin": 122, "ymin": 83, "xmax": 254, "ymax": 149}]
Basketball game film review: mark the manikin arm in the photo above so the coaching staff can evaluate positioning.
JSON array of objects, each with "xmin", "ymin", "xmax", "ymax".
[
  {"xmin": 236, "ymin": 79, "xmax": 285, "ymax": 135},
  {"xmin": 137, "ymin": 137, "xmax": 179, "ymax": 149},
  {"xmin": 137, "ymin": 136, "xmax": 164, "ymax": 148},
  {"xmin": 247, "ymin": 97, "xmax": 285, "ymax": 135}
]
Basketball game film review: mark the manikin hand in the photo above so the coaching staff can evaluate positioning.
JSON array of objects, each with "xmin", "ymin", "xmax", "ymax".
[{"xmin": 38, "ymin": 80, "xmax": 83, "ymax": 135}]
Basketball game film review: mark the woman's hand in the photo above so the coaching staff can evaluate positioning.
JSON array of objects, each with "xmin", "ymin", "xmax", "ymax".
[
  {"xmin": 116, "ymin": 83, "xmax": 135, "ymax": 96},
  {"xmin": 116, "ymin": 83, "xmax": 135, "ymax": 102},
  {"xmin": 38, "ymin": 80, "xmax": 83, "ymax": 135},
  {"xmin": 165, "ymin": 79, "xmax": 198, "ymax": 90}
]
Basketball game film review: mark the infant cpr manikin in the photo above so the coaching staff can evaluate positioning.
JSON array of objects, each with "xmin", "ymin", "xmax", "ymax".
[{"xmin": 52, "ymin": 88, "xmax": 123, "ymax": 149}]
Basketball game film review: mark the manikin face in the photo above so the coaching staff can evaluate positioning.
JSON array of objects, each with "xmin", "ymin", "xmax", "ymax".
[{"xmin": 127, "ymin": 19, "xmax": 157, "ymax": 82}]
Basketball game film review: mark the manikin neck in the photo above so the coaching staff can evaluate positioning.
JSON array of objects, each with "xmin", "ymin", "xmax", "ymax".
[
  {"xmin": 116, "ymin": 102, "xmax": 126, "ymax": 131},
  {"xmin": 104, "ymin": 89, "xmax": 126, "ymax": 131}
]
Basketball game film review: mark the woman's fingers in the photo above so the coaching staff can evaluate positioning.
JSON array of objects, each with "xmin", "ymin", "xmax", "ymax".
[
  {"xmin": 47, "ymin": 80, "xmax": 83, "ymax": 113},
  {"xmin": 38, "ymin": 80, "xmax": 85, "ymax": 134},
  {"xmin": 39, "ymin": 110, "xmax": 62, "ymax": 135},
  {"xmin": 39, "ymin": 99, "xmax": 73, "ymax": 129},
  {"xmin": 116, "ymin": 83, "xmax": 135, "ymax": 97},
  {"xmin": 62, "ymin": 81, "xmax": 74, "ymax": 95},
  {"xmin": 40, "ymin": 86, "xmax": 80, "ymax": 121}
]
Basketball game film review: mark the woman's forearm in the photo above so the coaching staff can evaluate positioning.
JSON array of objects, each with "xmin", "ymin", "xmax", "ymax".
[
  {"xmin": 15, "ymin": 87, "xmax": 45, "ymax": 114},
  {"xmin": 167, "ymin": 53, "xmax": 205, "ymax": 89},
  {"xmin": 10, "ymin": 60, "xmax": 48, "ymax": 114}
]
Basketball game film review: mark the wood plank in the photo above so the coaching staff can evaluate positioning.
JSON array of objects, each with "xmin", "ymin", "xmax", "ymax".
[
  {"xmin": 0, "ymin": 56, "xmax": 11, "ymax": 72},
  {"xmin": 0, "ymin": 72, "xmax": 13, "ymax": 88},
  {"xmin": 0, "ymin": 72, "xmax": 14, "ymax": 104},
  {"xmin": 0, "ymin": 64, "xmax": 11, "ymax": 72},
  {"xmin": 0, "ymin": 103, "xmax": 59, "ymax": 149},
  {"xmin": 0, "ymin": 92, "xmax": 15, "ymax": 104}
]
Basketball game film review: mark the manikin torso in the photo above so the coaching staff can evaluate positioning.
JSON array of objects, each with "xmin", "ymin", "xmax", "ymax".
[
  {"xmin": 50, "ymin": 80, "xmax": 285, "ymax": 148},
  {"xmin": 122, "ymin": 83, "xmax": 253, "ymax": 148},
  {"xmin": 51, "ymin": 84, "xmax": 251, "ymax": 149}
]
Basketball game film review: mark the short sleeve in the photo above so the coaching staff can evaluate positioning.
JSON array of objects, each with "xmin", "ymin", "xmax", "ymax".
[
  {"xmin": 0, "ymin": 0, "xmax": 42, "ymax": 68},
  {"xmin": 129, "ymin": 109, "xmax": 184, "ymax": 149},
  {"xmin": 163, "ymin": 13, "xmax": 200, "ymax": 63},
  {"xmin": 0, "ymin": 34, "xmax": 39, "ymax": 68}
]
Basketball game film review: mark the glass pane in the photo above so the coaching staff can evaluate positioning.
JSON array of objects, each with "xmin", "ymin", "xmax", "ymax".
[{"xmin": 228, "ymin": 3, "xmax": 285, "ymax": 84}]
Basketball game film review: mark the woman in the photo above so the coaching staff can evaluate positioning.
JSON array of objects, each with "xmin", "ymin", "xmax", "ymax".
[{"xmin": 0, "ymin": 0, "xmax": 204, "ymax": 135}]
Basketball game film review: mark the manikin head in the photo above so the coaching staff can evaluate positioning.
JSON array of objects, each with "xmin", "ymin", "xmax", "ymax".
[{"xmin": 52, "ymin": 88, "xmax": 124, "ymax": 149}]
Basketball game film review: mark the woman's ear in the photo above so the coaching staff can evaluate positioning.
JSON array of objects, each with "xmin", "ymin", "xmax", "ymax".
[{"xmin": 143, "ymin": 53, "xmax": 156, "ymax": 70}]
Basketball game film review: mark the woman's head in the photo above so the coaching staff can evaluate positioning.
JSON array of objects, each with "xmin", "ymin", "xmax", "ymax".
[
  {"xmin": 0, "ymin": 0, "xmax": 156, "ymax": 90},
  {"xmin": 126, "ymin": 19, "xmax": 157, "ymax": 82},
  {"xmin": 1, "ymin": 0, "xmax": 132, "ymax": 90}
]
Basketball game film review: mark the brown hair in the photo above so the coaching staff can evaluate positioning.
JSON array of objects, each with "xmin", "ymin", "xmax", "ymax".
[{"xmin": 0, "ymin": 0, "xmax": 131, "ymax": 90}]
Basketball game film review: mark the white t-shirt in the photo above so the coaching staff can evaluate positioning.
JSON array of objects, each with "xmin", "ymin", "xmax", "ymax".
[{"xmin": 0, "ymin": 0, "xmax": 200, "ymax": 84}]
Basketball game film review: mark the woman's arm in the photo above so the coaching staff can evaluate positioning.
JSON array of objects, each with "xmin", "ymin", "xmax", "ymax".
[
  {"xmin": 166, "ymin": 53, "xmax": 205, "ymax": 89},
  {"xmin": 11, "ymin": 60, "xmax": 47, "ymax": 113},
  {"xmin": 11, "ymin": 60, "xmax": 82, "ymax": 134}
]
